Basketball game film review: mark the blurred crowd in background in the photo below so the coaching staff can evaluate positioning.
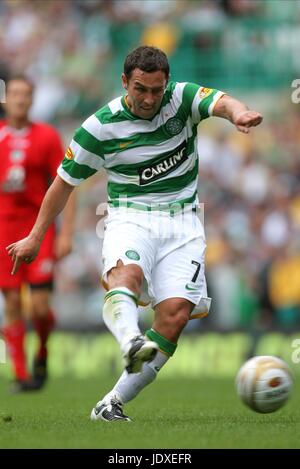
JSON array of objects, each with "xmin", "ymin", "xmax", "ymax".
[{"xmin": 0, "ymin": 0, "xmax": 300, "ymax": 332}]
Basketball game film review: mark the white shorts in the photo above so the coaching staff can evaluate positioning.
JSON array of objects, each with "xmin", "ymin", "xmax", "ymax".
[{"xmin": 102, "ymin": 205, "xmax": 211, "ymax": 319}]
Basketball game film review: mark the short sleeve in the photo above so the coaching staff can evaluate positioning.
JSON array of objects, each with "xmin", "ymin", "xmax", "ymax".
[
  {"xmin": 184, "ymin": 83, "xmax": 225, "ymax": 123},
  {"xmin": 57, "ymin": 115, "xmax": 105, "ymax": 186}
]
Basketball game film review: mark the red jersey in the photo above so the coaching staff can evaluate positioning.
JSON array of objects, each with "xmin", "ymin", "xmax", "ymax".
[{"xmin": 0, "ymin": 120, "xmax": 64, "ymax": 219}]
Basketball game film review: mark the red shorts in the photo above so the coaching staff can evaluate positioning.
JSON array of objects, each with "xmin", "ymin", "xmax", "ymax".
[{"xmin": 0, "ymin": 215, "xmax": 55, "ymax": 289}]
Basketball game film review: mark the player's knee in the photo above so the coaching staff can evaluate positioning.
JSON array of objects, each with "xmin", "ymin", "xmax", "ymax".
[
  {"xmin": 157, "ymin": 301, "xmax": 190, "ymax": 341},
  {"xmin": 31, "ymin": 305, "xmax": 50, "ymax": 319},
  {"xmin": 170, "ymin": 299, "xmax": 191, "ymax": 324},
  {"xmin": 3, "ymin": 289, "xmax": 21, "ymax": 320},
  {"xmin": 107, "ymin": 260, "xmax": 143, "ymax": 295},
  {"xmin": 170, "ymin": 309, "xmax": 189, "ymax": 332},
  {"xmin": 31, "ymin": 295, "xmax": 50, "ymax": 318}
]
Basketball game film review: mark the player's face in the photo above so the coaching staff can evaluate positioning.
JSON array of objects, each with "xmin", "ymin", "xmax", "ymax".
[
  {"xmin": 122, "ymin": 69, "xmax": 167, "ymax": 119},
  {"xmin": 4, "ymin": 80, "xmax": 33, "ymax": 120}
]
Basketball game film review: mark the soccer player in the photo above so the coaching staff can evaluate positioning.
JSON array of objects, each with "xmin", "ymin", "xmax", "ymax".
[
  {"xmin": 0, "ymin": 76, "xmax": 75, "ymax": 392},
  {"xmin": 7, "ymin": 47, "xmax": 262, "ymax": 414}
]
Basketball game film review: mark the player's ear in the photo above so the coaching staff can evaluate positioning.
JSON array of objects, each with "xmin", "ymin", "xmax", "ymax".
[
  {"xmin": 121, "ymin": 73, "xmax": 128, "ymax": 90},
  {"xmin": 163, "ymin": 73, "xmax": 169, "ymax": 91}
]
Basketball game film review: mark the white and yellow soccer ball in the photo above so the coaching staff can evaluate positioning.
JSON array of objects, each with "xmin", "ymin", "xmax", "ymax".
[{"xmin": 236, "ymin": 355, "xmax": 293, "ymax": 413}]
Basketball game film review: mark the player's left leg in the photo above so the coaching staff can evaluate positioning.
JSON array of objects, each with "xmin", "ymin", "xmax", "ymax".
[
  {"xmin": 90, "ymin": 297, "xmax": 193, "ymax": 422},
  {"xmin": 100, "ymin": 209, "xmax": 160, "ymax": 373},
  {"xmin": 26, "ymin": 224, "xmax": 56, "ymax": 388},
  {"xmin": 30, "ymin": 285, "xmax": 55, "ymax": 389}
]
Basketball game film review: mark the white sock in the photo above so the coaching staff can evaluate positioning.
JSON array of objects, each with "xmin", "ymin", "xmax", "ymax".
[
  {"xmin": 107, "ymin": 350, "xmax": 169, "ymax": 403},
  {"xmin": 102, "ymin": 288, "xmax": 141, "ymax": 351}
]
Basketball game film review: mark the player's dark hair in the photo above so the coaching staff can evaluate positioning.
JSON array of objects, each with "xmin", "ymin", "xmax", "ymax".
[
  {"xmin": 124, "ymin": 46, "xmax": 169, "ymax": 79},
  {"xmin": 6, "ymin": 74, "xmax": 34, "ymax": 93}
]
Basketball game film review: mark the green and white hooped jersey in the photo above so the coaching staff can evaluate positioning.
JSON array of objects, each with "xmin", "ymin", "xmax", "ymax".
[{"xmin": 58, "ymin": 81, "xmax": 224, "ymax": 209}]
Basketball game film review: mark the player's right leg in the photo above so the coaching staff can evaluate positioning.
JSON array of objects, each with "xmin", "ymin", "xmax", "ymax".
[
  {"xmin": 2, "ymin": 288, "xmax": 27, "ymax": 382},
  {"xmin": 0, "ymin": 237, "xmax": 29, "ymax": 390},
  {"xmin": 91, "ymin": 208, "xmax": 159, "ymax": 420},
  {"xmin": 92, "ymin": 269, "xmax": 159, "ymax": 421},
  {"xmin": 100, "ymin": 209, "xmax": 159, "ymax": 372},
  {"xmin": 1, "ymin": 288, "xmax": 40, "ymax": 392},
  {"xmin": 103, "ymin": 260, "xmax": 158, "ymax": 373},
  {"xmin": 0, "ymin": 219, "xmax": 34, "ymax": 391}
]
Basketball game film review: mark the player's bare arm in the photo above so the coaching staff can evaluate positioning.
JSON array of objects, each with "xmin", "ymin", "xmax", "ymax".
[
  {"xmin": 213, "ymin": 94, "xmax": 263, "ymax": 133},
  {"xmin": 54, "ymin": 190, "xmax": 76, "ymax": 260},
  {"xmin": 6, "ymin": 176, "xmax": 74, "ymax": 274}
]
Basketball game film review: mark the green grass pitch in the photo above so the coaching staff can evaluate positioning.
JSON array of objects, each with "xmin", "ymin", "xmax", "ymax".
[{"xmin": 0, "ymin": 376, "xmax": 299, "ymax": 449}]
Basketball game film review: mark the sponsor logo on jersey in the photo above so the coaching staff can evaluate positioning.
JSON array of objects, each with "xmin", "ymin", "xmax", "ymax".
[
  {"xmin": 198, "ymin": 87, "xmax": 213, "ymax": 99},
  {"xmin": 138, "ymin": 141, "xmax": 188, "ymax": 186},
  {"xmin": 65, "ymin": 147, "xmax": 74, "ymax": 160},
  {"xmin": 2, "ymin": 166, "xmax": 26, "ymax": 192},
  {"xmin": 125, "ymin": 250, "xmax": 140, "ymax": 261},
  {"xmin": 164, "ymin": 117, "xmax": 184, "ymax": 136},
  {"xmin": 10, "ymin": 150, "xmax": 25, "ymax": 163}
]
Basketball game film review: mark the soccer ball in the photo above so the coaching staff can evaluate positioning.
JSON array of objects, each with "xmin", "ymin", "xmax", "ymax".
[{"xmin": 236, "ymin": 355, "xmax": 293, "ymax": 413}]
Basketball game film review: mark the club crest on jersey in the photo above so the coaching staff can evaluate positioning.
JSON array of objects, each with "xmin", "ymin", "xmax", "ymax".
[
  {"xmin": 138, "ymin": 141, "xmax": 188, "ymax": 185},
  {"xmin": 164, "ymin": 117, "xmax": 184, "ymax": 136},
  {"xmin": 125, "ymin": 250, "xmax": 140, "ymax": 261},
  {"xmin": 65, "ymin": 147, "xmax": 74, "ymax": 160}
]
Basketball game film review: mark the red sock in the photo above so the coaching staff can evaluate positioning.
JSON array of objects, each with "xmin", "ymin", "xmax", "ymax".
[
  {"xmin": 2, "ymin": 319, "xmax": 28, "ymax": 381},
  {"xmin": 32, "ymin": 310, "xmax": 56, "ymax": 359}
]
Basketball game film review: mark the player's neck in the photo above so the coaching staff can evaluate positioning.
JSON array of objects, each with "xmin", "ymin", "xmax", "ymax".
[
  {"xmin": 6, "ymin": 116, "xmax": 30, "ymax": 130},
  {"xmin": 124, "ymin": 95, "xmax": 132, "ymax": 110}
]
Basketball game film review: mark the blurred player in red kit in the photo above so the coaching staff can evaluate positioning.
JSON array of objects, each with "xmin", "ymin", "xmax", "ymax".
[{"xmin": 0, "ymin": 76, "xmax": 75, "ymax": 392}]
